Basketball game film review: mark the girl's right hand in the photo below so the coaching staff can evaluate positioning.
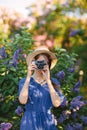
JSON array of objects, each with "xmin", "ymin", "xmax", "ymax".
[{"xmin": 27, "ymin": 61, "xmax": 36, "ymax": 77}]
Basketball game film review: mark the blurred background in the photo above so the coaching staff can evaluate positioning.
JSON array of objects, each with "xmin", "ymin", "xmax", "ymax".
[{"xmin": 0, "ymin": 0, "xmax": 87, "ymax": 129}]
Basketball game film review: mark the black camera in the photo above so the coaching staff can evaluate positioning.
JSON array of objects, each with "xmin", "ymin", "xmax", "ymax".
[{"xmin": 35, "ymin": 60, "xmax": 47, "ymax": 70}]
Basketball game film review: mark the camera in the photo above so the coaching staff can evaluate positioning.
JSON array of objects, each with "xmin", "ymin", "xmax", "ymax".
[{"xmin": 34, "ymin": 60, "xmax": 47, "ymax": 70}]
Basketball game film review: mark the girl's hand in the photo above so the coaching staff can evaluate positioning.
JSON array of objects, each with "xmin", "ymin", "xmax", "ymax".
[
  {"xmin": 41, "ymin": 65, "xmax": 50, "ymax": 82},
  {"xmin": 27, "ymin": 61, "xmax": 36, "ymax": 77}
]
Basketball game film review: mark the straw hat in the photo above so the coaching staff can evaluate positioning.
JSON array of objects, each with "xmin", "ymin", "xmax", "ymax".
[{"xmin": 26, "ymin": 46, "xmax": 58, "ymax": 69}]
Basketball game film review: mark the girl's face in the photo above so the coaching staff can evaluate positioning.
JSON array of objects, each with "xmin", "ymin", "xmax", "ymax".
[
  {"xmin": 32, "ymin": 54, "xmax": 49, "ymax": 72},
  {"xmin": 36, "ymin": 55, "xmax": 49, "ymax": 64}
]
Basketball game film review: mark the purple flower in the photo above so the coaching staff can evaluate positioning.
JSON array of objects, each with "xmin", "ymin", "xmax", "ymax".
[
  {"xmin": 72, "ymin": 96, "xmax": 83, "ymax": 102},
  {"xmin": 22, "ymin": 53, "xmax": 27, "ymax": 58},
  {"xmin": 70, "ymin": 96, "xmax": 85, "ymax": 110},
  {"xmin": 61, "ymin": 96, "xmax": 67, "ymax": 107},
  {"xmin": 73, "ymin": 123, "xmax": 83, "ymax": 130},
  {"xmin": 80, "ymin": 115, "xmax": 87, "ymax": 125},
  {"xmin": 0, "ymin": 47, "xmax": 7, "ymax": 59},
  {"xmin": 58, "ymin": 111, "xmax": 66, "ymax": 124},
  {"xmin": 0, "ymin": 122, "xmax": 12, "ymax": 130},
  {"xmin": 13, "ymin": 49, "xmax": 21, "ymax": 60},
  {"xmin": 65, "ymin": 123, "xmax": 74, "ymax": 130},
  {"xmin": 71, "ymin": 81, "xmax": 82, "ymax": 93},
  {"xmin": 5, "ymin": 123, "xmax": 12, "ymax": 129},
  {"xmin": 56, "ymin": 70, "xmax": 65, "ymax": 80},
  {"xmin": 8, "ymin": 59, "xmax": 18, "ymax": 68},
  {"xmin": 68, "ymin": 68, "xmax": 75, "ymax": 73},
  {"xmin": 15, "ymin": 106, "xmax": 24, "ymax": 116},
  {"xmin": 1, "ymin": 122, "xmax": 6, "ymax": 130},
  {"xmin": 71, "ymin": 112, "xmax": 78, "ymax": 119},
  {"xmin": 69, "ymin": 29, "xmax": 80, "ymax": 37},
  {"xmin": 8, "ymin": 49, "xmax": 21, "ymax": 68},
  {"xmin": 65, "ymin": 123, "xmax": 83, "ymax": 130}
]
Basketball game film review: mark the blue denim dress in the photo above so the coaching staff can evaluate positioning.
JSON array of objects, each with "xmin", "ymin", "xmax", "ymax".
[{"xmin": 18, "ymin": 77, "xmax": 64, "ymax": 130}]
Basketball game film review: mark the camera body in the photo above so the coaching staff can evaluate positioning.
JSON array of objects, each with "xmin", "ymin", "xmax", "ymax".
[{"xmin": 34, "ymin": 60, "xmax": 47, "ymax": 70}]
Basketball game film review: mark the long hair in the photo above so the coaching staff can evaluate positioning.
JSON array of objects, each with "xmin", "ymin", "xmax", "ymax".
[{"xmin": 34, "ymin": 53, "xmax": 60, "ymax": 90}]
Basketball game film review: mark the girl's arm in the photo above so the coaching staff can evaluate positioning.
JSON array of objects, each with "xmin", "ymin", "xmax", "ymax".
[
  {"xmin": 47, "ymin": 80, "xmax": 61, "ymax": 107},
  {"xmin": 18, "ymin": 76, "xmax": 31, "ymax": 104},
  {"xmin": 41, "ymin": 65, "xmax": 63, "ymax": 107},
  {"xmin": 18, "ymin": 61, "xmax": 35, "ymax": 104}
]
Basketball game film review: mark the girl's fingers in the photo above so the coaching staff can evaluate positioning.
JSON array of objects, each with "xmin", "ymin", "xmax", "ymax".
[
  {"xmin": 44, "ymin": 64, "xmax": 48, "ymax": 67},
  {"xmin": 43, "ymin": 67, "xmax": 48, "ymax": 71},
  {"xmin": 28, "ymin": 65, "xmax": 36, "ymax": 71},
  {"xmin": 31, "ymin": 66, "xmax": 36, "ymax": 70},
  {"xmin": 41, "ymin": 70, "xmax": 45, "ymax": 75}
]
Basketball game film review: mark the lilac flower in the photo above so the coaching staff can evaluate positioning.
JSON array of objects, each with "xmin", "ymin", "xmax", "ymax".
[
  {"xmin": 58, "ymin": 111, "xmax": 66, "ymax": 124},
  {"xmin": 71, "ymin": 112, "xmax": 78, "ymax": 119},
  {"xmin": 15, "ymin": 106, "xmax": 24, "ymax": 116},
  {"xmin": 72, "ymin": 96, "xmax": 83, "ymax": 102},
  {"xmin": 71, "ymin": 81, "xmax": 82, "ymax": 93},
  {"xmin": 0, "ymin": 122, "xmax": 12, "ymax": 130},
  {"xmin": 61, "ymin": 96, "xmax": 67, "ymax": 107},
  {"xmin": 73, "ymin": 123, "xmax": 83, "ymax": 130},
  {"xmin": 68, "ymin": 68, "xmax": 75, "ymax": 73},
  {"xmin": 8, "ymin": 59, "xmax": 18, "ymax": 68},
  {"xmin": 69, "ymin": 29, "xmax": 80, "ymax": 37},
  {"xmin": 70, "ymin": 96, "xmax": 85, "ymax": 110},
  {"xmin": 0, "ymin": 122, "xmax": 6, "ymax": 130},
  {"xmin": 0, "ymin": 47, "xmax": 7, "ymax": 59},
  {"xmin": 22, "ymin": 53, "xmax": 27, "ymax": 58},
  {"xmin": 4, "ymin": 123, "xmax": 12, "ymax": 129},
  {"xmin": 56, "ymin": 70, "xmax": 65, "ymax": 80},
  {"xmin": 65, "ymin": 123, "xmax": 74, "ymax": 130},
  {"xmin": 80, "ymin": 115, "xmax": 87, "ymax": 125},
  {"xmin": 13, "ymin": 49, "xmax": 21, "ymax": 60},
  {"xmin": 8, "ymin": 49, "xmax": 21, "ymax": 68},
  {"xmin": 65, "ymin": 123, "xmax": 83, "ymax": 130}
]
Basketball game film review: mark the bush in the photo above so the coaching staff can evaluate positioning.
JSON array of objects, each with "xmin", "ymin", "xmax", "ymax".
[{"xmin": 0, "ymin": 27, "xmax": 87, "ymax": 130}]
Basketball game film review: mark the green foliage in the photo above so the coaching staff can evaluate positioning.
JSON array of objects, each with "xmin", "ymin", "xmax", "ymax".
[
  {"xmin": 51, "ymin": 47, "xmax": 78, "ymax": 92},
  {"xmin": 50, "ymin": 47, "xmax": 87, "ymax": 129},
  {"xmin": 0, "ymin": 27, "xmax": 34, "ymax": 129}
]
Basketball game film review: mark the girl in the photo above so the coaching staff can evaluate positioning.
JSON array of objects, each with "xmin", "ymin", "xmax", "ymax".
[{"xmin": 18, "ymin": 46, "xmax": 64, "ymax": 130}]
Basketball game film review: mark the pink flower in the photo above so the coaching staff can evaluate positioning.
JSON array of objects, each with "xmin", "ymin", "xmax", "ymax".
[
  {"xmin": 46, "ymin": 40, "xmax": 54, "ymax": 48},
  {"xmin": 0, "ymin": 122, "xmax": 12, "ymax": 130},
  {"xmin": 22, "ymin": 53, "xmax": 27, "ymax": 58}
]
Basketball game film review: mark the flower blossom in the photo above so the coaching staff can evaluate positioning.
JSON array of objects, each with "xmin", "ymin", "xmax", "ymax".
[
  {"xmin": 58, "ymin": 111, "xmax": 67, "ymax": 124},
  {"xmin": 70, "ymin": 96, "xmax": 85, "ymax": 110},
  {"xmin": 65, "ymin": 123, "xmax": 83, "ymax": 130},
  {"xmin": 69, "ymin": 29, "xmax": 80, "ymax": 37},
  {"xmin": 0, "ymin": 47, "xmax": 7, "ymax": 59},
  {"xmin": 8, "ymin": 49, "xmax": 21, "ymax": 68},
  {"xmin": 71, "ymin": 81, "xmax": 82, "ymax": 93},
  {"xmin": 80, "ymin": 115, "xmax": 87, "ymax": 125},
  {"xmin": 0, "ymin": 122, "xmax": 12, "ymax": 130},
  {"xmin": 15, "ymin": 106, "xmax": 24, "ymax": 116},
  {"xmin": 56, "ymin": 70, "xmax": 65, "ymax": 80}
]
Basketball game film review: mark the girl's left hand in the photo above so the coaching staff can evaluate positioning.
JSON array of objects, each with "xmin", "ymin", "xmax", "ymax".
[{"xmin": 41, "ymin": 65, "xmax": 50, "ymax": 81}]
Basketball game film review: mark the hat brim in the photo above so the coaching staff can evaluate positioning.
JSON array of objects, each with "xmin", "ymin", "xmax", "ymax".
[{"xmin": 26, "ymin": 50, "xmax": 58, "ymax": 70}]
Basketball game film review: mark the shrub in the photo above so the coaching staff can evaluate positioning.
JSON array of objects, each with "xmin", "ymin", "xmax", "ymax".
[{"xmin": 0, "ymin": 27, "xmax": 87, "ymax": 130}]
